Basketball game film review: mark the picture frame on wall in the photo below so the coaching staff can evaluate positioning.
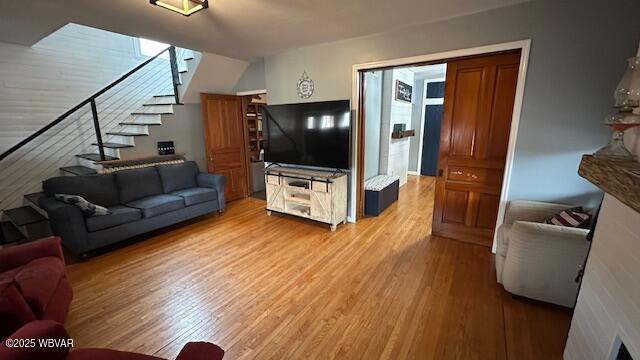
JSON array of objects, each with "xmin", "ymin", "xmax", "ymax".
[{"xmin": 395, "ymin": 80, "xmax": 413, "ymax": 103}]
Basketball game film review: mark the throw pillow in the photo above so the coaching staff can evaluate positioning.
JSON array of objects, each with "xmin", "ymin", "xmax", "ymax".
[
  {"xmin": 54, "ymin": 194, "xmax": 111, "ymax": 216},
  {"xmin": 546, "ymin": 208, "xmax": 590, "ymax": 228}
]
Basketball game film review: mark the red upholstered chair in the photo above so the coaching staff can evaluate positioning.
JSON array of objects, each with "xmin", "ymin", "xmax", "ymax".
[
  {"xmin": 0, "ymin": 320, "xmax": 225, "ymax": 360},
  {"xmin": 0, "ymin": 236, "xmax": 73, "ymax": 339}
]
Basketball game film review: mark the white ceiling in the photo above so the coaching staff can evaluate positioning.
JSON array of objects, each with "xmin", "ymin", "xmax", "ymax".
[
  {"xmin": 409, "ymin": 64, "xmax": 447, "ymax": 80},
  {"xmin": 3, "ymin": 0, "xmax": 529, "ymax": 60}
]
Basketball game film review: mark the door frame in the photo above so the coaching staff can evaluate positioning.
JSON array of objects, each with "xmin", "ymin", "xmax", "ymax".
[
  {"xmin": 350, "ymin": 40, "xmax": 531, "ymax": 251},
  {"xmin": 415, "ymin": 76, "xmax": 446, "ymax": 176}
]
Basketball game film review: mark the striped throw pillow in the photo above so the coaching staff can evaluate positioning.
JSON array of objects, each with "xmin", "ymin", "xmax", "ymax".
[{"xmin": 546, "ymin": 208, "xmax": 590, "ymax": 228}]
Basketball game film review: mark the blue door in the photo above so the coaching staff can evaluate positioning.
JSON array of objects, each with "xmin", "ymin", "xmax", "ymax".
[{"xmin": 420, "ymin": 104, "xmax": 443, "ymax": 176}]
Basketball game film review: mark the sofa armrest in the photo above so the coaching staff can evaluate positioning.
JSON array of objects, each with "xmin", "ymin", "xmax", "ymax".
[
  {"xmin": 175, "ymin": 342, "xmax": 225, "ymax": 360},
  {"xmin": 502, "ymin": 221, "xmax": 590, "ymax": 307},
  {"xmin": 0, "ymin": 236, "xmax": 64, "ymax": 273},
  {"xmin": 0, "ymin": 282, "xmax": 37, "ymax": 339},
  {"xmin": 39, "ymin": 197, "xmax": 90, "ymax": 255},
  {"xmin": 503, "ymin": 200, "xmax": 579, "ymax": 225},
  {"xmin": 197, "ymin": 173, "xmax": 227, "ymax": 210},
  {"xmin": 0, "ymin": 320, "xmax": 70, "ymax": 360}
]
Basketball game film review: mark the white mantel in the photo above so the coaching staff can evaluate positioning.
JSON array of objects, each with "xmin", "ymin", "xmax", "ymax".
[{"xmin": 564, "ymin": 194, "xmax": 640, "ymax": 359}]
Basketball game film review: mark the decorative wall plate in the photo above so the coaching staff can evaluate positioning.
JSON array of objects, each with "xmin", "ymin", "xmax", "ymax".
[{"xmin": 297, "ymin": 71, "xmax": 314, "ymax": 99}]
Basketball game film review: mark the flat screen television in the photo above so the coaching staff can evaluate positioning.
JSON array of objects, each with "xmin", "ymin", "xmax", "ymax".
[{"xmin": 262, "ymin": 100, "xmax": 351, "ymax": 169}]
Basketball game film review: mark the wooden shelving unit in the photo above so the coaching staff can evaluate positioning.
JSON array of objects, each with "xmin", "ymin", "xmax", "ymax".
[
  {"xmin": 578, "ymin": 154, "xmax": 640, "ymax": 213},
  {"xmin": 391, "ymin": 130, "xmax": 415, "ymax": 139},
  {"xmin": 264, "ymin": 166, "xmax": 348, "ymax": 231},
  {"xmin": 242, "ymin": 94, "xmax": 266, "ymax": 162}
]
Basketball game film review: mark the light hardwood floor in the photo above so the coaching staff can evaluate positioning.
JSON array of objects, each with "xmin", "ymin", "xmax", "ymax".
[{"xmin": 65, "ymin": 176, "xmax": 571, "ymax": 359}]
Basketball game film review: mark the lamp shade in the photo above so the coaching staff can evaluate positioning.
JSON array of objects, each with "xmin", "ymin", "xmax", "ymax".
[{"xmin": 150, "ymin": 0, "xmax": 209, "ymax": 16}]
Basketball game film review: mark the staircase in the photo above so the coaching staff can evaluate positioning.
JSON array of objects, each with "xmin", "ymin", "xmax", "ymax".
[{"xmin": 0, "ymin": 46, "xmax": 198, "ymax": 244}]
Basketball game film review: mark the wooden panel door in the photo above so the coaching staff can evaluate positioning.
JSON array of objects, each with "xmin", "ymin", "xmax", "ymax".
[
  {"xmin": 433, "ymin": 51, "xmax": 521, "ymax": 246},
  {"xmin": 201, "ymin": 93, "xmax": 249, "ymax": 202}
]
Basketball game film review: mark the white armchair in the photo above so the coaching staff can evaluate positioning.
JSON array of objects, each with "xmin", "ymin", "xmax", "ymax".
[{"xmin": 495, "ymin": 200, "xmax": 591, "ymax": 308}]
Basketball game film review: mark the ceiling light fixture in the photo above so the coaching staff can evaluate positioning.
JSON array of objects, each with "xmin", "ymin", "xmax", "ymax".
[{"xmin": 150, "ymin": 0, "xmax": 209, "ymax": 16}]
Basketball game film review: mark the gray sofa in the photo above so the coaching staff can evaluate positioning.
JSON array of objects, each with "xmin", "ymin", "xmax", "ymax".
[{"xmin": 39, "ymin": 161, "xmax": 226, "ymax": 257}]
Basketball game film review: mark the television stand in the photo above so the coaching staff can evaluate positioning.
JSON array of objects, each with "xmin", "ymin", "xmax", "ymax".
[{"xmin": 264, "ymin": 166, "xmax": 348, "ymax": 231}]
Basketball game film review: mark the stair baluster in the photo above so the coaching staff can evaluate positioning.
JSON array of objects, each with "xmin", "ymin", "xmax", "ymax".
[
  {"xmin": 169, "ymin": 46, "xmax": 181, "ymax": 105},
  {"xmin": 90, "ymin": 99, "xmax": 106, "ymax": 162}
]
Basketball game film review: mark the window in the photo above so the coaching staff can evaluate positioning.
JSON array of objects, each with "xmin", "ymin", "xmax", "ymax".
[{"xmin": 137, "ymin": 38, "xmax": 169, "ymax": 59}]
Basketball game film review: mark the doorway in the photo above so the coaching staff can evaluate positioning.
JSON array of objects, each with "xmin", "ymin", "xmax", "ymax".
[
  {"xmin": 420, "ymin": 74, "xmax": 446, "ymax": 177},
  {"xmin": 355, "ymin": 43, "xmax": 528, "ymax": 248},
  {"xmin": 200, "ymin": 93, "xmax": 250, "ymax": 202}
]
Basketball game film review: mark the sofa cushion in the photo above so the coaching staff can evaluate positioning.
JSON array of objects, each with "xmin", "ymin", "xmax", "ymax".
[
  {"xmin": 14, "ymin": 257, "xmax": 65, "ymax": 318},
  {"xmin": 115, "ymin": 167, "xmax": 163, "ymax": 204},
  {"xmin": 43, "ymin": 174, "xmax": 119, "ymax": 207},
  {"xmin": 156, "ymin": 161, "xmax": 199, "ymax": 193},
  {"xmin": 67, "ymin": 349, "xmax": 164, "ymax": 360},
  {"xmin": 41, "ymin": 277, "xmax": 73, "ymax": 324},
  {"xmin": 85, "ymin": 206, "xmax": 142, "ymax": 232},
  {"xmin": 0, "ymin": 320, "xmax": 71, "ymax": 360},
  {"xmin": 170, "ymin": 187, "xmax": 217, "ymax": 206},
  {"xmin": 126, "ymin": 194, "xmax": 185, "ymax": 218},
  {"xmin": 0, "ymin": 281, "xmax": 37, "ymax": 339}
]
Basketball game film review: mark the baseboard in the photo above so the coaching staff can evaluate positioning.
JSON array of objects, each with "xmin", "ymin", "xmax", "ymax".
[{"xmin": 407, "ymin": 171, "xmax": 419, "ymax": 176}]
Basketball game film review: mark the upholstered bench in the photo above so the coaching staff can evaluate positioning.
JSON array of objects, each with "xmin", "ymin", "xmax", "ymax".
[{"xmin": 364, "ymin": 175, "xmax": 400, "ymax": 216}]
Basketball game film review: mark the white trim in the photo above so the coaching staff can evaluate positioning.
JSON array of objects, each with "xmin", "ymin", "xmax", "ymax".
[
  {"xmin": 350, "ymin": 40, "xmax": 532, "ymax": 253},
  {"xmin": 492, "ymin": 40, "xmax": 530, "ymax": 253},
  {"xmin": 236, "ymin": 89, "xmax": 267, "ymax": 96},
  {"xmin": 415, "ymin": 81, "xmax": 429, "ymax": 175},
  {"xmin": 424, "ymin": 98, "xmax": 444, "ymax": 105},
  {"xmin": 407, "ymin": 171, "xmax": 420, "ymax": 176}
]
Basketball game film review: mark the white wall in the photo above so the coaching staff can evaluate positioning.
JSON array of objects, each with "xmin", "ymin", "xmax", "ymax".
[
  {"xmin": 564, "ymin": 194, "xmax": 640, "ymax": 360},
  {"xmin": 379, "ymin": 68, "xmax": 413, "ymax": 186},
  {"xmin": 363, "ymin": 71, "xmax": 383, "ymax": 180},
  {"xmin": 0, "ymin": 23, "xmax": 148, "ymax": 154},
  {"xmin": 264, "ymin": 0, "xmax": 640, "ymax": 212},
  {"xmin": 179, "ymin": 52, "xmax": 248, "ymax": 103}
]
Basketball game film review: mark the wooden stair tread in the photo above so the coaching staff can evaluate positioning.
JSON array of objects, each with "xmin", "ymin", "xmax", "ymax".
[
  {"xmin": 24, "ymin": 192, "xmax": 44, "ymax": 206},
  {"xmin": 92, "ymin": 142, "xmax": 134, "ymax": 149},
  {"xmin": 0, "ymin": 221, "xmax": 24, "ymax": 244},
  {"xmin": 119, "ymin": 122, "xmax": 161, "ymax": 126},
  {"xmin": 106, "ymin": 132, "xmax": 148, "ymax": 137},
  {"xmin": 60, "ymin": 166, "xmax": 97, "ymax": 176},
  {"xmin": 4, "ymin": 206, "xmax": 46, "ymax": 226},
  {"xmin": 130, "ymin": 112, "xmax": 172, "ymax": 116},
  {"xmin": 76, "ymin": 153, "xmax": 119, "ymax": 161}
]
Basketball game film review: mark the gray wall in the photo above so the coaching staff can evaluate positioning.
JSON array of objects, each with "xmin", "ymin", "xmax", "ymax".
[
  {"xmin": 363, "ymin": 71, "xmax": 383, "ymax": 180},
  {"xmin": 264, "ymin": 0, "xmax": 640, "ymax": 207},
  {"xmin": 124, "ymin": 104, "xmax": 207, "ymax": 171},
  {"xmin": 233, "ymin": 59, "xmax": 266, "ymax": 93}
]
